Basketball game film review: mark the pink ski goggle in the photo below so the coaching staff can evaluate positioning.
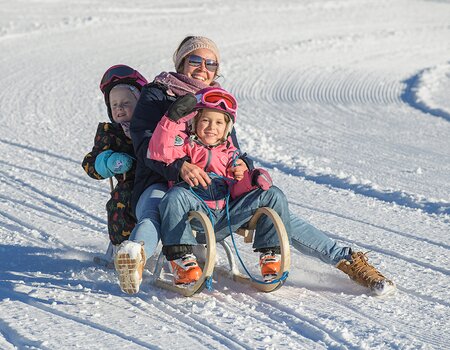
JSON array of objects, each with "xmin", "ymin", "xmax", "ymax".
[
  {"xmin": 196, "ymin": 88, "xmax": 238, "ymax": 113},
  {"xmin": 100, "ymin": 65, "xmax": 147, "ymax": 93}
]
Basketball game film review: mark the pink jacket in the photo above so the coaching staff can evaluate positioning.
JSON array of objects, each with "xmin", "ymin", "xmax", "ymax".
[{"xmin": 148, "ymin": 114, "xmax": 237, "ymax": 209}]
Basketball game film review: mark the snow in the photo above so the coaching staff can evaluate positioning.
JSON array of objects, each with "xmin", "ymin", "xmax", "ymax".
[{"xmin": 1, "ymin": 0, "xmax": 450, "ymax": 349}]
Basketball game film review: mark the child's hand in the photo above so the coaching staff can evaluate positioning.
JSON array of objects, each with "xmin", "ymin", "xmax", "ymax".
[
  {"xmin": 230, "ymin": 159, "xmax": 248, "ymax": 181},
  {"xmin": 107, "ymin": 152, "xmax": 133, "ymax": 174},
  {"xmin": 167, "ymin": 94, "xmax": 197, "ymax": 122}
]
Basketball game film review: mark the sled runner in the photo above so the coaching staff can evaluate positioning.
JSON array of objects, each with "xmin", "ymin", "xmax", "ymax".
[
  {"xmin": 93, "ymin": 241, "xmax": 115, "ymax": 269},
  {"xmin": 153, "ymin": 211, "xmax": 217, "ymax": 297},
  {"xmin": 153, "ymin": 207, "xmax": 290, "ymax": 296}
]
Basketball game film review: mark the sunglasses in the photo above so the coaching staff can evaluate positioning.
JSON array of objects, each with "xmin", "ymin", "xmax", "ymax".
[
  {"xmin": 100, "ymin": 65, "xmax": 146, "ymax": 92},
  {"xmin": 197, "ymin": 88, "xmax": 238, "ymax": 113},
  {"xmin": 187, "ymin": 54, "xmax": 219, "ymax": 73}
]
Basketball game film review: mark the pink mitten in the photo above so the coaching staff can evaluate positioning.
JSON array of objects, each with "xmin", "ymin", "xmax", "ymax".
[{"xmin": 252, "ymin": 168, "xmax": 272, "ymax": 190}]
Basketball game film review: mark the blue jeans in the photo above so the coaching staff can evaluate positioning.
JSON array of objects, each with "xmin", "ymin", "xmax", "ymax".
[
  {"xmin": 289, "ymin": 213, "xmax": 351, "ymax": 265},
  {"xmin": 131, "ymin": 183, "xmax": 351, "ymax": 265},
  {"xmin": 159, "ymin": 186, "xmax": 291, "ymax": 250},
  {"xmin": 129, "ymin": 183, "xmax": 168, "ymax": 258}
]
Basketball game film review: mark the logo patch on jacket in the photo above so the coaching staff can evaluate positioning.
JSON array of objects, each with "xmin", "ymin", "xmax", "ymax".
[{"xmin": 174, "ymin": 135, "xmax": 184, "ymax": 146}]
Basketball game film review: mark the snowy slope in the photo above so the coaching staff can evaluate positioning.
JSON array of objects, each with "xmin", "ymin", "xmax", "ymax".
[{"xmin": 1, "ymin": 0, "xmax": 449, "ymax": 349}]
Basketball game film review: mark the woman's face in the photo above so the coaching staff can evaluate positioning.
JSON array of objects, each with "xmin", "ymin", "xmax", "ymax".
[
  {"xmin": 182, "ymin": 48, "xmax": 218, "ymax": 86},
  {"xmin": 195, "ymin": 109, "xmax": 228, "ymax": 145},
  {"xmin": 109, "ymin": 88, "xmax": 138, "ymax": 123}
]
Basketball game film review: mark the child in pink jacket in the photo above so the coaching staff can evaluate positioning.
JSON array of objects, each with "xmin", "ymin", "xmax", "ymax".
[{"xmin": 148, "ymin": 87, "xmax": 272, "ymax": 210}]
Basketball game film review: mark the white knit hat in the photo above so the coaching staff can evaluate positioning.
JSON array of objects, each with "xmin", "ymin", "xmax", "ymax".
[
  {"xmin": 173, "ymin": 36, "xmax": 220, "ymax": 76},
  {"xmin": 110, "ymin": 84, "xmax": 140, "ymax": 100}
]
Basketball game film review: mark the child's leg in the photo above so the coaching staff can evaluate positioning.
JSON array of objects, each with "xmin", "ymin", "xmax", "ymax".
[
  {"xmin": 289, "ymin": 212, "xmax": 352, "ymax": 265},
  {"xmin": 159, "ymin": 186, "xmax": 209, "ymax": 258},
  {"xmin": 129, "ymin": 183, "xmax": 168, "ymax": 259},
  {"xmin": 106, "ymin": 188, "xmax": 135, "ymax": 245}
]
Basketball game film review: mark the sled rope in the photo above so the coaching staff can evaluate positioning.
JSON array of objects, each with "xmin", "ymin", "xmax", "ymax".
[{"xmin": 189, "ymin": 162, "xmax": 288, "ymax": 285}]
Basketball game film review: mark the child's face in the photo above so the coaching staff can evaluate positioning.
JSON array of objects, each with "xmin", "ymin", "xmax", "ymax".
[
  {"xmin": 109, "ymin": 88, "xmax": 137, "ymax": 123},
  {"xmin": 195, "ymin": 109, "xmax": 228, "ymax": 145}
]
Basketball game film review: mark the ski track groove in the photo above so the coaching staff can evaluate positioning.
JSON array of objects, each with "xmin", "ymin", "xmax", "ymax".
[
  {"xmin": 290, "ymin": 200, "xmax": 450, "ymax": 251},
  {"xmin": 0, "ymin": 316, "xmax": 49, "ymax": 350},
  {"xmin": 0, "ymin": 210, "xmax": 60, "ymax": 248},
  {"xmin": 193, "ymin": 288, "xmax": 322, "ymax": 349},
  {"xmin": 0, "ymin": 206, "xmax": 105, "ymax": 256},
  {"xmin": 0, "ymin": 158, "xmax": 104, "ymax": 193},
  {"xmin": 84, "ymin": 292, "xmax": 224, "ymax": 349},
  {"xmin": 290, "ymin": 201, "xmax": 450, "ymax": 255},
  {"xmin": 0, "ymin": 138, "xmax": 80, "ymax": 166},
  {"xmin": 0, "ymin": 169, "xmax": 106, "ymax": 229},
  {"xmin": 211, "ymin": 289, "xmax": 350, "ymax": 349},
  {"xmin": 0, "ymin": 189, "xmax": 106, "ymax": 235},
  {"xmin": 255, "ymin": 286, "xmax": 446, "ymax": 349},
  {"xmin": 136, "ymin": 293, "xmax": 250, "ymax": 350},
  {"xmin": 250, "ymin": 156, "xmax": 450, "ymax": 216},
  {"xmin": 13, "ymin": 296, "xmax": 159, "ymax": 349}
]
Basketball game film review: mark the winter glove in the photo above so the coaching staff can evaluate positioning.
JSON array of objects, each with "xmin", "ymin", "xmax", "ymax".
[
  {"xmin": 94, "ymin": 150, "xmax": 133, "ymax": 178},
  {"xmin": 167, "ymin": 93, "xmax": 198, "ymax": 122},
  {"xmin": 251, "ymin": 168, "xmax": 273, "ymax": 190},
  {"xmin": 230, "ymin": 168, "xmax": 273, "ymax": 200},
  {"xmin": 107, "ymin": 152, "xmax": 133, "ymax": 174}
]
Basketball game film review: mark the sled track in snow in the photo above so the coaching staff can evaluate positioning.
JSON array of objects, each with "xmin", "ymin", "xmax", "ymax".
[{"xmin": 136, "ymin": 285, "xmax": 345, "ymax": 349}]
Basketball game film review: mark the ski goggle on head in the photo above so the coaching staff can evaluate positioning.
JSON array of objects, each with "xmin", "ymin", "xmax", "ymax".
[
  {"xmin": 187, "ymin": 54, "xmax": 219, "ymax": 73},
  {"xmin": 99, "ymin": 64, "xmax": 147, "ymax": 93},
  {"xmin": 195, "ymin": 88, "xmax": 238, "ymax": 121}
]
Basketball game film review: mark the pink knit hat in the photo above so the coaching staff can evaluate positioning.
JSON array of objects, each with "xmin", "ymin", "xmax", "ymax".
[{"xmin": 173, "ymin": 36, "xmax": 220, "ymax": 76}]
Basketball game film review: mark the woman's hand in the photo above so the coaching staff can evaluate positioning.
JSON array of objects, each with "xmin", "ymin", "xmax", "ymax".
[
  {"xmin": 180, "ymin": 161, "xmax": 211, "ymax": 188},
  {"xmin": 230, "ymin": 159, "xmax": 248, "ymax": 181}
]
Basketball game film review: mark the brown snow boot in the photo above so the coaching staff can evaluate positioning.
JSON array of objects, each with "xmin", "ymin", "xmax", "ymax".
[{"xmin": 337, "ymin": 251, "xmax": 395, "ymax": 295}]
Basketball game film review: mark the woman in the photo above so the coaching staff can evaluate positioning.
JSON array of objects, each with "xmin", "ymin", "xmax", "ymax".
[{"xmin": 115, "ymin": 36, "xmax": 394, "ymax": 296}]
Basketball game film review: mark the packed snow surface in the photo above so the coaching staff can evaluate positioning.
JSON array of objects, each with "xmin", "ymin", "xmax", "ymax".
[{"xmin": 1, "ymin": 0, "xmax": 450, "ymax": 349}]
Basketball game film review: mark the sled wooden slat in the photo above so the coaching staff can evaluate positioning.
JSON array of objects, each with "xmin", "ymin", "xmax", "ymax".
[
  {"xmin": 242, "ymin": 207, "xmax": 290, "ymax": 292},
  {"xmin": 236, "ymin": 227, "xmax": 254, "ymax": 243},
  {"xmin": 154, "ymin": 211, "xmax": 216, "ymax": 297}
]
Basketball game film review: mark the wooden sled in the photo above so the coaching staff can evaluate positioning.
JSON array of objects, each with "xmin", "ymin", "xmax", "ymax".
[
  {"xmin": 153, "ymin": 211, "xmax": 217, "ymax": 297},
  {"xmin": 215, "ymin": 207, "xmax": 291, "ymax": 293},
  {"xmin": 153, "ymin": 207, "xmax": 290, "ymax": 296}
]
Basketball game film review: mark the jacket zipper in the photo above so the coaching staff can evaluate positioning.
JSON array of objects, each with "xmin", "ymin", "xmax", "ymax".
[{"xmin": 204, "ymin": 149, "xmax": 219, "ymax": 210}]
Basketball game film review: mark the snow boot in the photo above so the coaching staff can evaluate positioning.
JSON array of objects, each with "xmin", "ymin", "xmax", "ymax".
[
  {"xmin": 260, "ymin": 251, "xmax": 281, "ymax": 281},
  {"xmin": 114, "ymin": 241, "xmax": 146, "ymax": 294},
  {"xmin": 337, "ymin": 251, "xmax": 395, "ymax": 295},
  {"xmin": 169, "ymin": 254, "xmax": 202, "ymax": 285}
]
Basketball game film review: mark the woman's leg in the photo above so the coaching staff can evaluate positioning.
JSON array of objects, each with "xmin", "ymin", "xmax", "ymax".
[
  {"xmin": 129, "ymin": 182, "xmax": 168, "ymax": 258},
  {"xmin": 289, "ymin": 212, "xmax": 351, "ymax": 265}
]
